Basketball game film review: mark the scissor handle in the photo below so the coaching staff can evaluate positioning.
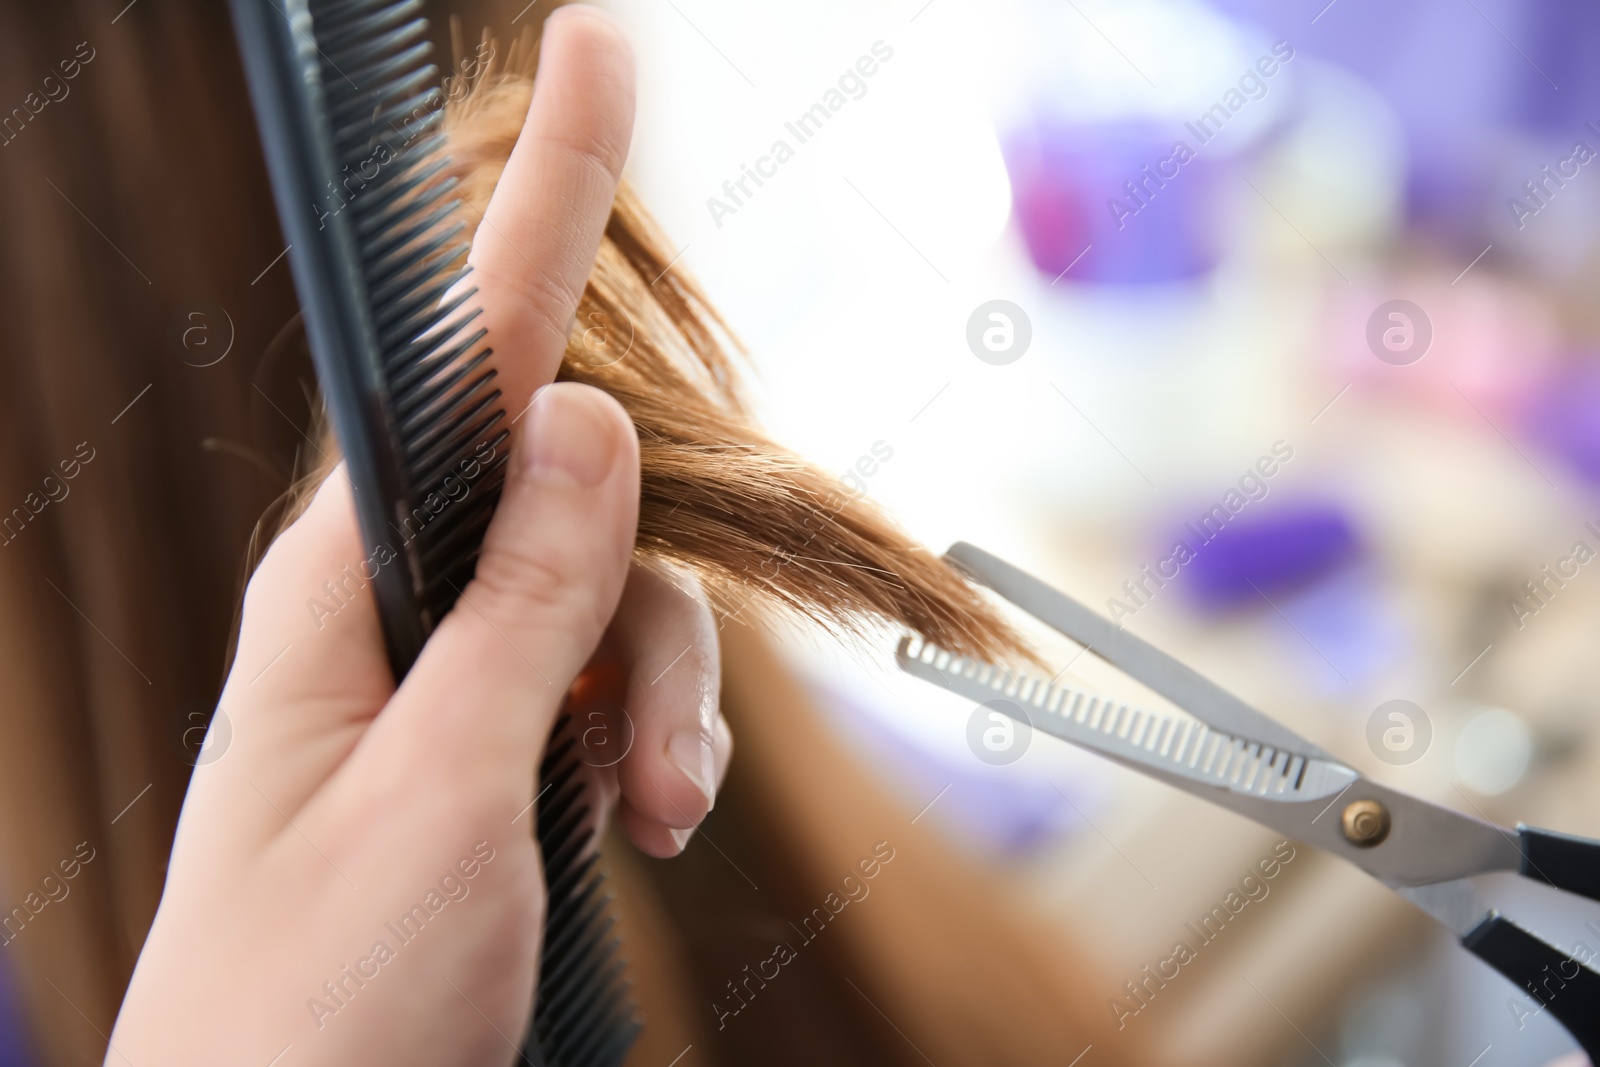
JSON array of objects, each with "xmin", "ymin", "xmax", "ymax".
[
  {"xmin": 1463, "ymin": 913, "xmax": 1600, "ymax": 1058},
  {"xmin": 1520, "ymin": 824, "xmax": 1600, "ymax": 905}
]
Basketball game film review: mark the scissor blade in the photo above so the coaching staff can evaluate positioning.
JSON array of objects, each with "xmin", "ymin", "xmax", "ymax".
[
  {"xmin": 945, "ymin": 542, "xmax": 1335, "ymax": 762},
  {"xmin": 898, "ymin": 633, "xmax": 1523, "ymax": 886},
  {"xmin": 898, "ymin": 634, "xmax": 1352, "ymax": 802}
]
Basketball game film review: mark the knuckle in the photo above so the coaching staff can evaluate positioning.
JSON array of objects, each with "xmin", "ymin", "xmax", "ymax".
[
  {"xmin": 465, "ymin": 541, "xmax": 607, "ymax": 637},
  {"xmin": 549, "ymin": 130, "xmax": 627, "ymax": 191},
  {"xmin": 241, "ymin": 539, "xmax": 294, "ymax": 620},
  {"xmin": 476, "ymin": 259, "xmax": 580, "ymax": 353},
  {"xmin": 240, "ymin": 560, "xmax": 272, "ymax": 617}
]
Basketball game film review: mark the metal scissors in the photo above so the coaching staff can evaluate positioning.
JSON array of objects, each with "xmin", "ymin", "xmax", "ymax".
[{"xmin": 897, "ymin": 543, "xmax": 1600, "ymax": 1057}]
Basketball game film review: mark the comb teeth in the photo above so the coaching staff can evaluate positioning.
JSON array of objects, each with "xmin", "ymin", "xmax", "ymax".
[
  {"xmin": 530, "ymin": 719, "xmax": 638, "ymax": 1066},
  {"xmin": 308, "ymin": 0, "xmax": 506, "ymax": 619},
  {"xmin": 244, "ymin": 2, "xmax": 637, "ymax": 1062},
  {"xmin": 897, "ymin": 634, "xmax": 1343, "ymax": 799}
]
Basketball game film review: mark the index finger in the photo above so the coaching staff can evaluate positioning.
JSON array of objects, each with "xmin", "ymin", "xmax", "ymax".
[{"xmin": 466, "ymin": 5, "xmax": 636, "ymax": 410}]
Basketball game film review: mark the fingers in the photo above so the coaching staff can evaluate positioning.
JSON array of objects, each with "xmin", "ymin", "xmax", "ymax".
[
  {"xmin": 215, "ymin": 6, "xmax": 635, "ymax": 814},
  {"xmin": 233, "ymin": 468, "xmax": 389, "ymax": 707},
  {"xmin": 613, "ymin": 569, "xmax": 717, "ymax": 818},
  {"xmin": 592, "ymin": 567, "xmax": 736, "ymax": 856},
  {"xmin": 615, "ymin": 712, "xmax": 732, "ymax": 858},
  {"xmin": 712, "ymin": 712, "xmax": 733, "ymax": 794},
  {"xmin": 359, "ymin": 384, "xmax": 639, "ymax": 813},
  {"xmin": 467, "ymin": 4, "xmax": 636, "ymax": 408},
  {"xmin": 200, "ymin": 466, "xmax": 399, "ymax": 832}
]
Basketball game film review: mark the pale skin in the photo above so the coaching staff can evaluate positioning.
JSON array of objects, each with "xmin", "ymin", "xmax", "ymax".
[{"xmin": 109, "ymin": 8, "xmax": 731, "ymax": 1064}]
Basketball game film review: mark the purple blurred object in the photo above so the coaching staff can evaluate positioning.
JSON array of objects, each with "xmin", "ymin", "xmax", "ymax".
[
  {"xmin": 810, "ymin": 678, "xmax": 1095, "ymax": 857},
  {"xmin": 1180, "ymin": 503, "xmax": 1362, "ymax": 611},
  {"xmin": 1524, "ymin": 361, "xmax": 1600, "ymax": 486},
  {"xmin": 1271, "ymin": 562, "xmax": 1406, "ymax": 695},
  {"xmin": 1005, "ymin": 118, "xmax": 1228, "ymax": 285},
  {"xmin": 1212, "ymin": 0, "xmax": 1600, "ymax": 254},
  {"xmin": 0, "ymin": 954, "xmax": 33, "ymax": 1067},
  {"xmin": 1213, "ymin": 0, "xmax": 1597, "ymax": 133}
]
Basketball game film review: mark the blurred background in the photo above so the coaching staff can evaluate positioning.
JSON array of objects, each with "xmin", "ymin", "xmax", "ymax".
[
  {"xmin": 2, "ymin": 0, "xmax": 1599, "ymax": 1064},
  {"xmin": 611, "ymin": 0, "xmax": 1600, "ymax": 1062}
]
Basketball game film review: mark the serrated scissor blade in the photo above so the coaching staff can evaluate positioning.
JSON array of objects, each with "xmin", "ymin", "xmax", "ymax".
[
  {"xmin": 945, "ymin": 541, "xmax": 1336, "ymax": 762},
  {"xmin": 898, "ymin": 547, "xmax": 1525, "ymax": 887}
]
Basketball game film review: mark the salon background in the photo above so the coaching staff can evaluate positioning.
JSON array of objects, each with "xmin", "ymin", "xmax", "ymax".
[{"xmin": 2, "ymin": 0, "xmax": 1598, "ymax": 1065}]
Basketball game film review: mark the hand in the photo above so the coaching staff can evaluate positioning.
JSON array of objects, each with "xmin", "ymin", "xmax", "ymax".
[{"xmin": 109, "ymin": 9, "xmax": 729, "ymax": 1065}]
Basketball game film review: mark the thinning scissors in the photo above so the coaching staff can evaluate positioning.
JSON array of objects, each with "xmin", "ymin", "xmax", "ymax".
[{"xmin": 898, "ymin": 543, "xmax": 1600, "ymax": 1057}]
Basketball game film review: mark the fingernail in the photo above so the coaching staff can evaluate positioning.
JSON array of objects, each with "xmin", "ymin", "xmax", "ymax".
[
  {"xmin": 522, "ymin": 386, "xmax": 618, "ymax": 489},
  {"xmin": 667, "ymin": 729, "xmax": 714, "ymax": 808},
  {"xmin": 669, "ymin": 826, "xmax": 693, "ymax": 853}
]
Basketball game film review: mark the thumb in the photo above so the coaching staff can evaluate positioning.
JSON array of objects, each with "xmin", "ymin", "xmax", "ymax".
[{"xmin": 364, "ymin": 382, "xmax": 640, "ymax": 802}]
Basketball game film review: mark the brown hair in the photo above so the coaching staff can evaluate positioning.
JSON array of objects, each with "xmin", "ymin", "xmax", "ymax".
[
  {"xmin": 423, "ymin": 38, "xmax": 1034, "ymax": 665},
  {"xmin": 0, "ymin": 11, "xmax": 1035, "ymax": 1063},
  {"xmin": 0, "ymin": 5, "xmax": 314, "ymax": 1060}
]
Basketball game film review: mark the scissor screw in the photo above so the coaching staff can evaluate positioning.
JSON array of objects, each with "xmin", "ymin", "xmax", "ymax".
[{"xmin": 1341, "ymin": 799, "xmax": 1391, "ymax": 847}]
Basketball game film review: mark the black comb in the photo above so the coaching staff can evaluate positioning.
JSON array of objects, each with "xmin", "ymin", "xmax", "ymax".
[{"xmin": 227, "ymin": 2, "xmax": 638, "ymax": 1062}]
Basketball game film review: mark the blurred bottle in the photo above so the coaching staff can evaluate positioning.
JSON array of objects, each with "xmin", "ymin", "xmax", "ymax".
[
  {"xmin": 992, "ymin": 0, "xmax": 1295, "ymax": 284},
  {"xmin": 1215, "ymin": 0, "xmax": 1600, "ymax": 278}
]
